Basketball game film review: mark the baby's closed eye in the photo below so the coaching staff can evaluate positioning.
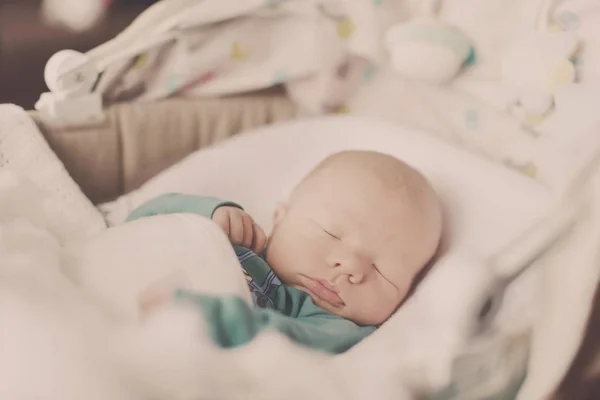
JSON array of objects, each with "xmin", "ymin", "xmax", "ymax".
[
  {"xmin": 323, "ymin": 229, "xmax": 340, "ymax": 240},
  {"xmin": 307, "ymin": 217, "xmax": 341, "ymax": 239},
  {"xmin": 371, "ymin": 262, "xmax": 401, "ymax": 291}
]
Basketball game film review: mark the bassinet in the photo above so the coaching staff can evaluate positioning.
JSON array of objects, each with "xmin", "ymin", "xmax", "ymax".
[
  {"xmin": 26, "ymin": 92, "xmax": 600, "ymax": 400},
  {"xmin": 17, "ymin": 0, "xmax": 600, "ymax": 396}
]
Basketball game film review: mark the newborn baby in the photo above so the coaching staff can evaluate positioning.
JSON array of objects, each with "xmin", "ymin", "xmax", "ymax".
[{"xmin": 127, "ymin": 150, "xmax": 443, "ymax": 353}]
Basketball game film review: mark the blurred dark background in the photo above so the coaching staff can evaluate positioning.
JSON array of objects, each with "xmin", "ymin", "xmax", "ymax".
[{"xmin": 0, "ymin": 0, "xmax": 152, "ymax": 109}]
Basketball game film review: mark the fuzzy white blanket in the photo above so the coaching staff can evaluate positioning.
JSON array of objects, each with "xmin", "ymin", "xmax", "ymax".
[{"xmin": 0, "ymin": 168, "xmax": 520, "ymax": 400}]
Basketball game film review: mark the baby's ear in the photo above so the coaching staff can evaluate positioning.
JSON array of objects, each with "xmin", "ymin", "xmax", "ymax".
[{"xmin": 272, "ymin": 203, "xmax": 287, "ymax": 227}]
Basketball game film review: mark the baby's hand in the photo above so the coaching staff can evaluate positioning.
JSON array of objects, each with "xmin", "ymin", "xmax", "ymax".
[
  {"xmin": 139, "ymin": 285, "xmax": 174, "ymax": 315},
  {"xmin": 138, "ymin": 272, "xmax": 190, "ymax": 316},
  {"xmin": 212, "ymin": 206, "xmax": 267, "ymax": 253}
]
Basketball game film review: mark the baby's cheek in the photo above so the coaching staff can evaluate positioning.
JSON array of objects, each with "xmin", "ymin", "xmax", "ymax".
[
  {"xmin": 297, "ymin": 237, "xmax": 329, "ymax": 265},
  {"xmin": 396, "ymin": 279, "xmax": 413, "ymax": 304},
  {"xmin": 345, "ymin": 284, "xmax": 397, "ymax": 324},
  {"xmin": 392, "ymin": 267, "xmax": 420, "ymax": 298}
]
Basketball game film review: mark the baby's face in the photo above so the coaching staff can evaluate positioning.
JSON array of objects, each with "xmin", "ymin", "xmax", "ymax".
[{"xmin": 265, "ymin": 158, "xmax": 441, "ymax": 326}]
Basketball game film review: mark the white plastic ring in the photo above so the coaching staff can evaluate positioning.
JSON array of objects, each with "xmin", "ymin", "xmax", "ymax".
[{"xmin": 44, "ymin": 49, "xmax": 97, "ymax": 94}]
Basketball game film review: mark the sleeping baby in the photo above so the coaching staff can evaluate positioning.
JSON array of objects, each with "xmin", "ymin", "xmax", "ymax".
[{"xmin": 127, "ymin": 150, "xmax": 443, "ymax": 354}]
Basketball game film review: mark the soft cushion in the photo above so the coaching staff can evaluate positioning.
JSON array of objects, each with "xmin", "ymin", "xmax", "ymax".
[{"xmin": 103, "ymin": 116, "xmax": 553, "ymax": 260}]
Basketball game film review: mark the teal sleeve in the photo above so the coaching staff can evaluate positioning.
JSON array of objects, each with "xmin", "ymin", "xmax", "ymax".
[
  {"xmin": 175, "ymin": 290, "xmax": 376, "ymax": 354},
  {"xmin": 126, "ymin": 193, "xmax": 242, "ymax": 222}
]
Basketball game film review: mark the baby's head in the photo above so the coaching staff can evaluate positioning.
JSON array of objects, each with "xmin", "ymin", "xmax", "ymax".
[{"xmin": 265, "ymin": 151, "xmax": 443, "ymax": 326}]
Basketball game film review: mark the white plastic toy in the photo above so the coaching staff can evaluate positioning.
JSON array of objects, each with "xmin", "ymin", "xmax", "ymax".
[
  {"xmin": 384, "ymin": 17, "xmax": 473, "ymax": 84},
  {"xmin": 384, "ymin": 0, "xmax": 473, "ymax": 84},
  {"xmin": 35, "ymin": 0, "xmax": 204, "ymax": 122},
  {"xmin": 35, "ymin": 50, "xmax": 104, "ymax": 123},
  {"xmin": 501, "ymin": 31, "xmax": 579, "ymax": 118}
]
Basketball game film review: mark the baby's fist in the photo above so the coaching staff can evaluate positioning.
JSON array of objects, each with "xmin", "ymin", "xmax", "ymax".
[{"xmin": 212, "ymin": 206, "xmax": 267, "ymax": 253}]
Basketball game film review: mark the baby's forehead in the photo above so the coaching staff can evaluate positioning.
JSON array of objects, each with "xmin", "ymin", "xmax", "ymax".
[
  {"xmin": 305, "ymin": 164, "xmax": 402, "ymax": 194},
  {"xmin": 311, "ymin": 157, "xmax": 424, "ymax": 197},
  {"xmin": 319, "ymin": 173, "xmax": 412, "ymax": 207},
  {"xmin": 295, "ymin": 154, "xmax": 434, "ymax": 218},
  {"xmin": 313, "ymin": 191, "xmax": 412, "ymax": 234}
]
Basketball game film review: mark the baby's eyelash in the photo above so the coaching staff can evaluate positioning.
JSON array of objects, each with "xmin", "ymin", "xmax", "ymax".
[
  {"xmin": 324, "ymin": 229, "xmax": 339, "ymax": 239},
  {"xmin": 374, "ymin": 264, "xmax": 399, "ymax": 291}
]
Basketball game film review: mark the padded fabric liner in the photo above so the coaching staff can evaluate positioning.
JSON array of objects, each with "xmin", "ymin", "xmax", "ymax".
[{"xmin": 30, "ymin": 90, "xmax": 297, "ymax": 204}]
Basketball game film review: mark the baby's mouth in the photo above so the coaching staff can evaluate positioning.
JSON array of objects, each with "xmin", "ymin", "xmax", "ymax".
[{"xmin": 301, "ymin": 276, "xmax": 345, "ymax": 308}]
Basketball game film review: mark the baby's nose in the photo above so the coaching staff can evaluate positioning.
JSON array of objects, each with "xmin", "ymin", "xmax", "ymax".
[{"xmin": 334, "ymin": 252, "xmax": 371, "ymax": 283}]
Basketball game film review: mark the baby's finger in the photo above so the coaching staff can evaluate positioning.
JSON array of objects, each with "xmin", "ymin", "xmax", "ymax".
[
  {"xmin": 229, "ymin": 212, "xmax": 246, "ymax": 245},
  {"xmin": 241, "ymin": 213, "xmax": 254, "ymax": 249},
  {"xmin": 212, "ymin": 208, "xmax": 231, "ymax": 236},
  {"xmin": 251, "ymin": 223, "xmax": 268, "ymax": 253}
]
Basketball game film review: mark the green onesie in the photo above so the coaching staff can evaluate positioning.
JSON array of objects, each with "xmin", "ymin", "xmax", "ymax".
[{"xmin": 127, "ymin": 193, "xmax": 376, "ymax": 354}]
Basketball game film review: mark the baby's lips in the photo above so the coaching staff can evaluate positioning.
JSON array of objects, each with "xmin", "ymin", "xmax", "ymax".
[{"xmin": 307, "ymin": 278, "xmax": 345, "ymax": 307}]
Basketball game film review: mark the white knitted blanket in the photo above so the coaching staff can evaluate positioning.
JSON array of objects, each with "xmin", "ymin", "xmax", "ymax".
[{"xmin": 0, "ymin": 105, "xmax": 106, "ymax": 242}]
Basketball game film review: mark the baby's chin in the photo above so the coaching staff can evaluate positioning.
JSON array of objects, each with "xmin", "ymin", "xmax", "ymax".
[{"xmin": 344, "ymin": 311, "xmax": 390, "ymax": 326}]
